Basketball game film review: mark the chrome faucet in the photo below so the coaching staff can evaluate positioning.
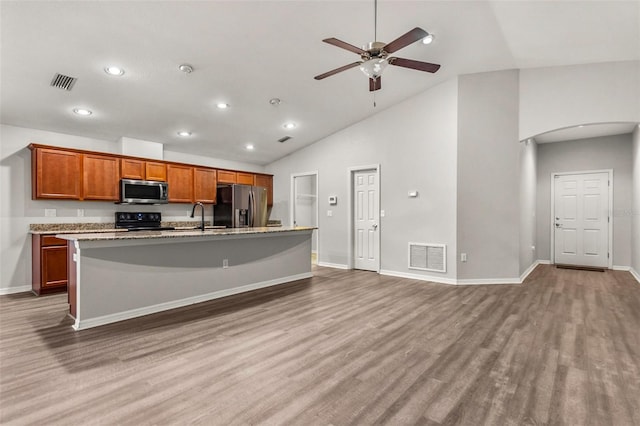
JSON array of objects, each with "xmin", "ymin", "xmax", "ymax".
[{"xmin": 190, "ymin": 202, "xmax": 205, "ymax": 231}]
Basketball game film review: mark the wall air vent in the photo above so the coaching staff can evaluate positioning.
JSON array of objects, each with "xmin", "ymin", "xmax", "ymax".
[
  {"xmin": 408, "ymin": 243, "xmax": 446, "ymax": 273},
  {"xmin": 50, "ymin": 73, "xmax": 77, "ymax": 91},
  {"xmin": 278, "ymin": 136, "xmax": 292, "ymax": 143}
]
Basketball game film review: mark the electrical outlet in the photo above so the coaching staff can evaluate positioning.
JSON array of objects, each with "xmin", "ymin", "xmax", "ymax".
[
  {"xmin": 223, "ymin": 259, "xmax": 229, "ymax": 269},
  {"xmin": 77, "ymin": 209, "xmax": 85, "ymax": 217},
  {"xmin": 45, "ymin": 209, "xmax": 56, "ymax": 217},
  {"xmin": 327, "ymin": 210, "xmax": 333, "ymax": 217},
  {"xmin": 380, "ymin": 210, "xmax": 385, "ymax": 217},
  {"xmin": 461, "ymin": 253, "xmax": 468, "ymax": 262}
]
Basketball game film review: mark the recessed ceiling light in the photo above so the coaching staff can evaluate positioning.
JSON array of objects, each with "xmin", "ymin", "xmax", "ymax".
[
  {"xmin": 216, "ymin": 103, "xmax": 230, "ymax": 109},
  {"xmin": 73, "ymin": 108, "xmax": 92, "ymax": 116},
  {"xmin": 179, "ymin": 64, "xmax": 194, "ymax": 73},
  {"xmin": 283, "ymin": 122, "xmax": 296, "ymax": 129},
  {"xmin": 245, "ymin": 144, "xmax": 255, "ymax": 151},
  {"xmin": 578, "ymin": 125, "xmax": 585, "ymax": 128},
  {"xmin": 269, "ymin": 98, "xmax": 281, "ymax": 106},
  {"xmin": 421, "ymin": 33, "xmax": 435, "ymax": 45},
  {"xmin": 177, "ymin": 131, "xmax": 192, "ymax": 137},
  {"xmin": 104, "ymin": 66, "xmax": 125, "ymax": 76}
]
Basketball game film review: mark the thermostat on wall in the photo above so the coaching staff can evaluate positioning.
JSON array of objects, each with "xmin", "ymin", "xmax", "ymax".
[{"xmin": 328, "ymin": 195, "xmax": 337, "ymax": 205}]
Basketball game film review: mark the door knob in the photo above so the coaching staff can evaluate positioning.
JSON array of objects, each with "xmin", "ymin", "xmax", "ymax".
[
  {"xmin": 555, "ymin": 223, "xmax": 561, "ymax": 228},
  {"xmin": 372, "ymin": 224, "xmax": 378, "ymax": 230}
]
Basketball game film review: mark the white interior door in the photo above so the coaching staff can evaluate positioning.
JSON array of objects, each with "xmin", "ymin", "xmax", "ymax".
[
  {"xmin": 353, "ymin": 169, "xmax": 379, "ymax": 271},
  {"xmin": 553, "ymin": 172, "xmax": 610, "ymax": 268}
]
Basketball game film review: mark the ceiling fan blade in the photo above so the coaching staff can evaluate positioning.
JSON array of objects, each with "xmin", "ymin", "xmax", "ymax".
[
  {"xmin": 388, "ymin": 57, "xmax": 441, "ymax": 73},
  {"xmin": 314, "ymin": 62, "xmax": 362, "ymax": 80},
  {"xmin": 322, "ymin": 38, "xmax": 367, "ymax": 55},
  {"xmin": 369, "ymin": 77, "xmax": 382, "ymax": 92},
  {"xmin": 383, "ymin": 27, "xmax": 429, "ymax": 54}
]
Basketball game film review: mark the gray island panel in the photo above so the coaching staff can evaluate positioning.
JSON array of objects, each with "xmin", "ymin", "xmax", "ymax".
[{"xmin": 60, "ymin": 227, "xmax": 314, "ymax": 330}]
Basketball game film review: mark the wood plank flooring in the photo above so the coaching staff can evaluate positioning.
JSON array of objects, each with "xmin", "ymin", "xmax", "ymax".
[{"xmin": 1, "ymin": 265, "xmax": 639, "ymax": 425}]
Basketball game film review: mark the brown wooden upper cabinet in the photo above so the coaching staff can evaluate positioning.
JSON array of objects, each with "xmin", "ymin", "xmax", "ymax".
[
  {"xmin": 32, "ymin": 147, "xmax": 82, "ymax": 199},
  {"xmin": 237, "ymin": 172, "xmax": 255, "ymax": 185},
  {"xmin": 166, "ymin": 164, "xmax": 194, "ymax": 203},
  {"xmin": 254, "ymin": 174, "xmax": 273, "ymax": 206},
  {"xmin": 29, "ymin": 144, "xmax": 272, "ymax": 206},
  {"xmin": 83, "ymin": 154, "xmax": 120, "ymax": 201},
  {"xmin": 121, "ymin": 158, "xmax": 167, "ymax": 181},
  {"xmin": 194, "ymin": 168, "xmax": 217, "ymax": 204},
  {"xmin": 217, "ymin": 170, "xmax": 237, "ymax": 184}
]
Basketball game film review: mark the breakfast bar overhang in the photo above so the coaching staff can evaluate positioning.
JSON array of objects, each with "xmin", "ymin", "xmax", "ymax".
[{"xmin": 59, "ymin": 227, "xmax": 314, "ymax": 330}]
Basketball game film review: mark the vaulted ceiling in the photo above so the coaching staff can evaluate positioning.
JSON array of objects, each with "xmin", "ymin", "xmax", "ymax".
[{"xmin": 1, "ymin": 1, "xmax": 638, "ymax": 165}]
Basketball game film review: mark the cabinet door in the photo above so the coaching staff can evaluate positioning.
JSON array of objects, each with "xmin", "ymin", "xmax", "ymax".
[
  {"xmin": 146, "ymin": 162, "xmax": 167, "ymax": 181},
  {"xmin": 254, "ymin": 174, "xmax": 273, "ymax": 206},
  {"xmin": 167, "ymin": 164, "xmax": 194, "ymax": 203},
  {"xmin": 41, "ymin": 246, "xmax": 68, "ymax": 289},
  {"xmin": 237, "ymin": 172, "xmax": 255, "ymax": 185},
  {"xmin": 194, "ymin": 168, "xmax": 217, "ymax": 204},
  {"xmin": 83, "ymin": 154, "xmax": 120, "ymax": 200},
  {"xmin": 35, "ymin": 148, "xmax": 82, "ymax": 199},
  {"xmin": 217, "ymin": 170, "xmax": 237, "ymax": 184},
  {"xmin": 121, "ymin": 158, "xmax": 145, "ymax": 180}
]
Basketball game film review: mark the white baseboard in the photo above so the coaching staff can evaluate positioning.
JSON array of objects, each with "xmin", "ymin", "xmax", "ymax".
[
  {"xmin": 317, "ymin": 262, "xmax": 349, "ymax": 270},
  {"xmin": 0, "ymin": 285, "xmax": 31, "ymax": 295},
  {"xmin": 630, "ymin": 268, "xmax": 640, "ymax": 283},
  {"xmin": 612, "ymin": 265, "xmax": 631, "ymax": 271},
  {"xmin": 457, "ymin": 278, "xmax": 522, "ymax": 285},
  {"xmin": 537, "ymin": 259, "xmax": 552, "ymax": 265},
  {"xmin": 73, "ymin": 272, "xmax": 313, "ymax": 331},
  {"xmin": 379, "ymin": 269, "xmax": 458, "ymax": 285}
]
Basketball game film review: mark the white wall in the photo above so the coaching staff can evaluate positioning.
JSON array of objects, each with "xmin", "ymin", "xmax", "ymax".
[
  {"xmin": 456, "ymin": 70, "xmax": 521, "ymax": 280},
  {"xmin": 0, "ymin": 124, "xmax": 262, "ymax": 293},
  {"xmin": 519, "ymin": 139, "xmax": 537, "ymax": 275},
  {"xmin": 536, "ymin": 133, "xmax": 633, "ymax": 267},
  {"xmin": 519, "ymin": 61, "xmax": 640, "ymax": 141},
  {"xmin": 266, "ymin": 78, "xmax": 459, "ymax": 280},
  {"xmin": 632, "ymin": 125, "xmax": 640, "ymax": 278}
]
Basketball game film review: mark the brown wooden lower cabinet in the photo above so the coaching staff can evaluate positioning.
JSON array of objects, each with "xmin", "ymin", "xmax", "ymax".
[{"xmin": 32, "ymin": 234, "xmax": 67, "ymax": 295}]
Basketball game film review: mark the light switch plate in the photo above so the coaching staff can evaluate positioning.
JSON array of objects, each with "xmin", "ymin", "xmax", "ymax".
[
  {"xmin": 327, "ymin": 210, "xmax": 333, "ymax": 217},
  {"xmin": 380, "ymin": 210, "xmax": 385, "ymax": 217},
  {"xmin": 45, "ymin": 209, "xmax": 56, "ymax": 217},
  {"xmin": 77, "ymin": 209, "xmax": 85, "ymax": 217}
]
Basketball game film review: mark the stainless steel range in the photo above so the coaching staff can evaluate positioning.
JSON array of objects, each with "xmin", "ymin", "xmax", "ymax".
[{"xmin": 115, "ymin": 212, "xmax": 175, "ymax": 231}]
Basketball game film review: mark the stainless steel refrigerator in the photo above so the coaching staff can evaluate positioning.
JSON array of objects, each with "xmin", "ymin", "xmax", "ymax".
[{"xmin": 214, "ymin": 184, "xmax": 268, "ymax": 228}]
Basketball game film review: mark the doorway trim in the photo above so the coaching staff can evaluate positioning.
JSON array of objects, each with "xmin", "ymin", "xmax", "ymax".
[
  {"xmin": 290, "ymin": 171, "xmax": 319, "ymax": 257},
  {"xmin": 549, "ymin": 169, "xmax": 613, "ymax": 269},
  {"xmin": 347, "ymin": 164, "xmax": 381, "ymax": 272}
]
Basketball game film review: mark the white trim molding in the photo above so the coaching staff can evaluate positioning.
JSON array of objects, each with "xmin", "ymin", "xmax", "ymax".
[
  {"xmin": 612, "ymin": 265, "xmax": 631, "ymax": 271},
  {"xmin": 630, "ymin": 268, "xmax": 640, "ymax": 284},
  {"xmin": 317, "ymin": 262, "xmax": 349, "ymax": 270},
  {"xmin": 379, "ymin": 269, "xmax": 458, "ymax": 285},
  {"xmin": 0, "ymin": 285, "xmax": 32, "ymax": 295}
]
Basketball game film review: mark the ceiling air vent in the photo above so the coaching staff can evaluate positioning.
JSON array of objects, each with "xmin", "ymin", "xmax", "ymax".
[
  {"xmin": 50, "ymin": 73, "xmax": 77, "ymax": 91},
  {"xmin": 278, "ymin": 136, "xmax": 292, "ymax": 143},
  {"xmin": 408, "ymin": 243, "xmax": 446, "ymax": 273}
]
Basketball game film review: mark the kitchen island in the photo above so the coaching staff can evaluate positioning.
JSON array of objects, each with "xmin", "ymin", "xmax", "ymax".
[{"xmin": 58, "ymin": 227, "xmax": 314, "ymax": 330}]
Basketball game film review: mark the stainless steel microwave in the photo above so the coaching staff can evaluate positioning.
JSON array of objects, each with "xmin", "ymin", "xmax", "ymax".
[{"xmin": 120, "ymin": 179, "xmax": 168, "ymax": 204}]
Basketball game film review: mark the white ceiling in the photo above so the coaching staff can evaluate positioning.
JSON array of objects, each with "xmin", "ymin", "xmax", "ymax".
[{"xmin": 1, "ymin": 1, "xmax": 638, "ymax": 165}]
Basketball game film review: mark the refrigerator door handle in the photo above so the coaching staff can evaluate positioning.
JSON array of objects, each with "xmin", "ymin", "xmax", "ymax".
[{"xmin": 248, "ymin": 189, "xmax": 254, "ymax": 227}]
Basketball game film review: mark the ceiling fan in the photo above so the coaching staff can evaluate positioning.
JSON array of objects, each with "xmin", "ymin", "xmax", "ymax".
[{"xmin": 314, "ymin": 0, "xmax": 440, "ymax": 92}]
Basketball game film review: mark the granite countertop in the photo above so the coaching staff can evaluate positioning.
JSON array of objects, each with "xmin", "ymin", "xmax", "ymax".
[
  {"xmin": 29, "ymin": 221, "xmax": 213, "ymax": 235},
  {"xmin": 56, "ymin": 226, "xmax": 315, "ymax": 242}
]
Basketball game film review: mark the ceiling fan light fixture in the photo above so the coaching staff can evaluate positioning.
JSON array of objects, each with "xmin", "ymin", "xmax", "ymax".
[
  {"xmin": 421, "ymin": 33, "xmax": 435, "ymax": 45},
  {"xmin": 359, "ymin": 58, "xmax": 388, "ymax": 79}
]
